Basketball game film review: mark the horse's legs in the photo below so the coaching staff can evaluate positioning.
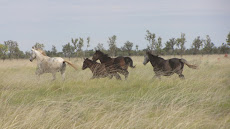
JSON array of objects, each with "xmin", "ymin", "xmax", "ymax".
[
  {"xmin": 61, "ymin": 71, "xmax": 65, "ymax": 81},
  {"xmin": 114, "ymin": 73, "xmax": 121, "ymax": 80},
  {"xmin": 179, "ymin": 74, "xmax": 185, "ymax": 79},
  {"xmin": 176, "ymin": 68, "xmax": 185, "ymax": 79},
  {"xmin": 35, "ymin": 68, "xmax": 42, "ymax": 80},
  {"xmin": 61, "ymin": 64, "xmax": 66, "ymax": 81},
  {"xmin": 90, "ymin": 76, "xmax": 96, "ymax": 79},
  {"xmin": 118, "ymin": 69, "xmax": 129, "ymax": 80},
  {"xmin": 108, "ymin": 74, "xmax": 113, "ymax": 79},
  {"xmin": 124, "ymin": 70, "xmax": 129, "ymax": 80}
]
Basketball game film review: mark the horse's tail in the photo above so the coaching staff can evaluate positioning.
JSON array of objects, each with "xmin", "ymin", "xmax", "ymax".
[
  {"xmin": 63, "ymin": 60, "xmax": 77, "ymax": 70},
  {"xmin": 124, "ymin": 57, "xmax": 135, "ymax": 68},
  {"xmin": 180, "ymin": 59, "xmax": 197, "ymax": 69}
]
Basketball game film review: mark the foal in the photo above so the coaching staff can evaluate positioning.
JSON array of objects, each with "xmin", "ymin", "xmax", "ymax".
[
  {"xmin": 82, "ymin": 58, "xmax": 109, "ymax": 79},
  {"xmin": 92, "ymin": 50, "xmax": 135, "ymax": 80}
]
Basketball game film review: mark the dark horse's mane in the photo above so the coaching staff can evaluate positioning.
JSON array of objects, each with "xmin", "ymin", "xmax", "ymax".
[
  {"xmin": 95, "ymin": 50, "xmax": 112, "ymax": 62},
  {"xmin": 96, "ymin": 50, "xmax": 109, "ymax": 57},
  {"xmin": 147, "ymin": 52, "xmax": 165, "ymax": 66}
]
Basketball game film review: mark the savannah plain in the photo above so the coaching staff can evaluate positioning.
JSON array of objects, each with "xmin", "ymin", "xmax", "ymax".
[{"xmin": 0, "ymin": 55, "xmax": 229, "ymax": 129}]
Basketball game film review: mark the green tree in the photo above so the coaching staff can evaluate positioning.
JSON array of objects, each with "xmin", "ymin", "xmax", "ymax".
[
  {"xmin": 33, "ymin": 43, "xmax": 45, "ymax": 50},
  {"xmin": 176, "ymin": 33, "xmax": 186, "ymax": 57},
  {"xmin": 14, "ymin": 47, "xmax": 24, "ymax": 59},
  {"xmin": 145, "ymin": 30, "xmax": 156, "ymax": 53},
  {"xmin": 203, "ymin": 35, "xmax": 214, "ymax": 54},
  {"xmin": 71, "ymin": 37, "xmax": 84, "ymax": 57},
  {"xmin": 108, "ymin": 35, "xmax": 117, "ymax": 56},
  {"xmin": 155, "ymin": 37, "xmax": 162, "ymax": 55},
  {"xmin": 220, "ymin": 43, "xmax": 229, "ymax": 54},
  {"xmin": 95, "ymin": 43, "xmax": 105, "ymax": 52},
  {"xmin": 62, "ymin": 43, "xmax": 75, "ymax": 60},
  {"xmin": 4, "ymin": 40, "xmax": 19, "ymax": 59},
  {"xmin": 51, "ymin": 45, "xmax": 57, "ymax": 57},
  {"xmin": 192, "ymin": 36, "xmax": 203, "ymax": 55},
  {"xmin": 135, "ymin": 45, "xmax": 139, "ymax": 55},
  {"xmin": 77, "ymin": 38, "xmax": 84, "ymax": 57},
  {"xmin": 123, "ymin": 41, "xmax": 133, "ymax": 56},
  {"xmin": 86, "ymin": 37, "xmax": 90, "ymax": 57},
  {"xmin": 0, "ymin": 44, "xmax": 8, "ymax": 61},
  {"xmin": 164, "ymin": 38, "xmax": 177, "ymax": 55},
  {"xmin": 71, "ymin": 38, "xmax": 78, "ymax": 56},
  {"xmin": 87, "ymin": 37, "xmax": 90, "ymax": 50},
  {"xmin": 226, "ymin": 32, "xmax": 230, "ymax": 46}
]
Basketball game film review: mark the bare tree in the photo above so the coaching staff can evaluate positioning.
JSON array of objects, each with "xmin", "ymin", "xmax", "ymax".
[
  {"xmin": 108, "ymin": 35, "xmax": 117, "ymax": 56},
  {"xmin": 176, "ymin": 33, "xmax": 186, "ymax": 57},
  {"xmin": 145, "ymin": 30, "xmax": 156, "ymax": 53}
]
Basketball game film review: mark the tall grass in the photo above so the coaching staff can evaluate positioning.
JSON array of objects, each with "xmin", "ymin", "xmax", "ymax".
[{"xmin": 0, "ymin": 55, "xmax": 229, "ymax": 129}]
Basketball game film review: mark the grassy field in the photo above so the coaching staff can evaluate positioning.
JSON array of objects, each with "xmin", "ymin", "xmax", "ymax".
[{"xmin": 0, "ymin": 55, "xmax": 229, "ymax": 129}]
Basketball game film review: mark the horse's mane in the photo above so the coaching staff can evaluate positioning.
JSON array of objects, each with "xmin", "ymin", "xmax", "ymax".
[
  {"xmin": 147, "ymin": 52, "xmax": 164, "ymax": 61},
  {"xmin": 96, "ymin": 50, "xmax": 110, "ymax": 58},
  {"xmin": 36, "ymin": 49, "xmax": 47, "ymax": 56}
]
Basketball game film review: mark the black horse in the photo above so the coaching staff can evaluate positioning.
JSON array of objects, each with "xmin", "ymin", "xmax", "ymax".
[
  {"xmin": 82, "ymin": 58, "xmax": 109, "ymax": 79},
  {"xmin": 143, "ymin": 52, "xmax": 197, "ymax": 79},
  {"xmin": 92, "ymin": 50, "xmax": 135, "ymax": 80}
]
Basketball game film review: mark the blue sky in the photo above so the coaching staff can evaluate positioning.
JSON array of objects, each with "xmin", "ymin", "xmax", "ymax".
[{"xmin": 0, "ymin": 0, "xmax": 230, "ymax": 52}]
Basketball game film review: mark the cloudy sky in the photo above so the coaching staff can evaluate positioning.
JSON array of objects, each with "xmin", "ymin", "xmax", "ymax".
[{"xmin": 0, "ymin": 0, "xmax": 230, "ymax": 52}]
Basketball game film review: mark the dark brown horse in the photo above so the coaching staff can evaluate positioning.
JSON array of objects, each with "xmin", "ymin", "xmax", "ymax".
[
  {"xmin": 92, "ymin": 50, "xmax": 135, "ymax": 80},
  {"xmin": 82, "ymin": 58, "xmax": 109, "ymax": 79},
  {"xmin": 143, "ymin": 52, "xmax": 197, "ymax": 79}
]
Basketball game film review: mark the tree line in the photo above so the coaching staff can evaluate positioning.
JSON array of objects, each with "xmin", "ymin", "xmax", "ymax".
[{"xmin": 1, "ymin": 31, "xmax": 230, "ymax": 61}]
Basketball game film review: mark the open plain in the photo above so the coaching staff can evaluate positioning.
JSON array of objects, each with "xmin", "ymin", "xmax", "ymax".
[{"xmin": 0, "ymin": 55, "xmax": 229, "ymax": 129}]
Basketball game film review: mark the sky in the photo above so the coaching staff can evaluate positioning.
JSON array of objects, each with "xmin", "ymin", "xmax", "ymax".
[{"xmin": 0, "ymin": 0, "xmax": 230, "ymax": 52}]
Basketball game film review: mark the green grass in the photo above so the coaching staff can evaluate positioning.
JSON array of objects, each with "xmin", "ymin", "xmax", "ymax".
[{"xmin": 0, "ymin": 55, "xmax": 230, "ymax": 128}]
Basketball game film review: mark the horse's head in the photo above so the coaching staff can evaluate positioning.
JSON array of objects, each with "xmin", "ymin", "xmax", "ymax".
[
  {"xmin": 82, "ymin": 58, "xmax": 91, "ymax": 70},
  {"xmin": 92, "ymin": 50, "xmax": 102, "ymax": 61},
  {"xmin": 143, "ymin": 54, "xmax": 150, "ymax": 65},
  {"xmin": 29, "ymin": 48, "xmax": 36, "ymax": 62}
]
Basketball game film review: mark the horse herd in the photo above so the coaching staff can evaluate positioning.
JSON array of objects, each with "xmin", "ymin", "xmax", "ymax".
[{"xmin": 29, "ymin": 47, "xmax": 197, "ymax": 81}]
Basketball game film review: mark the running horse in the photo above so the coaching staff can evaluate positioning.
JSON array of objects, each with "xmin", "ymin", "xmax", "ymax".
[
  {"xmin": 30, "ymin": 47, "xmax": 77, "ymax": 80},
  {"xmin": 143, "ymin": 51, "xmax": 197, "ymax": 79},
  {"xmin": 92, "ymin": 50, "xmax": 135, "ymax": 80},
  {"xmin": 82, "ymin": 58, "xmax": 109, "ymax": 79}
]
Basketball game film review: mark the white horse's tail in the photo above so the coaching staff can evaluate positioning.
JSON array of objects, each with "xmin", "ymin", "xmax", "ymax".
[{"xmin": 63, "ymin": 60, "xmax": 77, "ymax": 70}]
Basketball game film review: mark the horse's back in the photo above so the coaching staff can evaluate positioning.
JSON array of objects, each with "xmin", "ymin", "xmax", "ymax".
[
  {"xmin": 41, "ymin": 57, "xmax": 64, "ymax": 72},
  {"xmin": 168, "ymin": 58, "xmax": 183, "ymax": 70}
]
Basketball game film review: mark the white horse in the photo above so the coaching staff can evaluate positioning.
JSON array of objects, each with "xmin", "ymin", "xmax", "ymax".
[{"xmin": 29, "ymin": 47, "xmax": 77, "ymax": 80}]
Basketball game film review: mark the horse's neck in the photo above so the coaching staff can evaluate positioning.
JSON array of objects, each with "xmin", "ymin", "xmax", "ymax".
[
  {"xmin": 89, "ymin": 63, "xmax": 98, "ymax": 72},
  {"xmin": 35, "ymin": 51, "xmax": 47, "ymax": 62},
  {"xmin": 149, "ymin": 56, "xmax": 164, "ymax": 67},
  {"xmin": 99, "ymin": 55, "xmax": 111, "ymax": 63}
]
